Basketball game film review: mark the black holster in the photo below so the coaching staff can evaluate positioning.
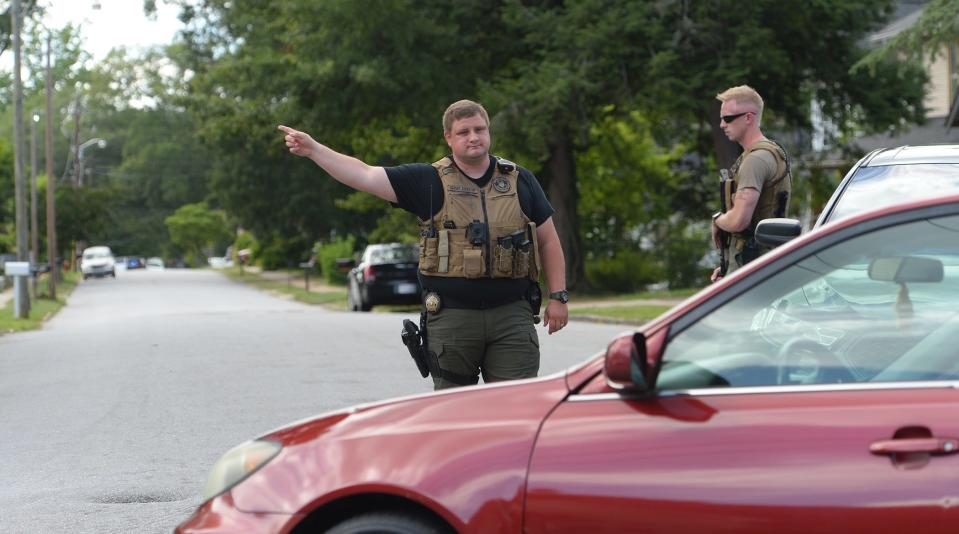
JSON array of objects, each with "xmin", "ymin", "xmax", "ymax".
[
  {"xmin": 526, "ymin": 282, "xmax": 542, "ymax": 324},
  {"xmin": 401, "ymin": 315, "xmax": 430, "ymax": 378},
  {"xmin": 735, "ymin": 239, "xmax": 762, "ymax": 267}
]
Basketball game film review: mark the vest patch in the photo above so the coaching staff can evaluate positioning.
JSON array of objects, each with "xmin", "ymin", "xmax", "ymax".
[
  {"xmin": 447, "ymin": 185, "xmax": 477, "ymax": 195},
  {"xmin": 492, "ymin": 176, "xmax": 511, "ymax": 193}
]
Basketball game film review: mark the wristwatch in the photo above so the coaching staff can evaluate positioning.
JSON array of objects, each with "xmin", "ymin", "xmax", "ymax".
[{"xmin": 549, "ymin": 290, "xmax": 569, "ymax": 304}]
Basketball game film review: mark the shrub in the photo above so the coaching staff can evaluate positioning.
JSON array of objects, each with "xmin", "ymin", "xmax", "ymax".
[
  {"xmin": 315, "ymin": 235, "xmax": 356, "ymax": 285},
  {"xmin": 585, "ymin": 248, "xmax": 663, "ymax": 292}
]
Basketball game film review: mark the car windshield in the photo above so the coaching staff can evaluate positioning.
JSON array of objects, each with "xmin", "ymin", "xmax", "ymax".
[
  {"xmin": 369, "ymin": 245, "xmax": 418, "ymax": 263},
  {"xmin": 84, "ymin": 250, "xmax": 111, "ymax": 260},
  {"xmin": 659, "ymin": 213, "xmax": 959, "ymax": 389},
  {"xmin": 827, "ymin": 163, "xmax": 959, "ymax": 224}
]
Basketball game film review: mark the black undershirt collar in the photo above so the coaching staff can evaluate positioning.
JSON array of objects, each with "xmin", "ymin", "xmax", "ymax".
[{"xmin": 448, "ymin": 155, "xmax": 496, "ymax": 188}]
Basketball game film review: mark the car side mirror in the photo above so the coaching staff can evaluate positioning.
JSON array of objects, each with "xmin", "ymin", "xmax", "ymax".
[
  {"xmin": 868, "ymin": 256, "xmax": 943, "ymax": 283},
  {"xmin": 335, "ymin": 258, "xmax": 356, "ymax": 272},
  {"xmin": 755, "ymin": 218, "xmax": 802, "ymax": 248},
  {"xmin": 604, "ymin": 332, "xmax": 649, "ymax": 393}
]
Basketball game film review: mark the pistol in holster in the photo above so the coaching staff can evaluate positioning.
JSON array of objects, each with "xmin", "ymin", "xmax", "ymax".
[
  {"xmin": 401, "ymin": 312, "xmax": 430, "ymax": 378},
  {"xmin": 526, "ymin": 282, "xmax": 542, "ymax": 325}
]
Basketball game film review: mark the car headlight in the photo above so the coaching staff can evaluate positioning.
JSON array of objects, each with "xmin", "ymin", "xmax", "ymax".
[{"xmin": 203, "ymin": 440, "xmax": 282, "ymax": 500}]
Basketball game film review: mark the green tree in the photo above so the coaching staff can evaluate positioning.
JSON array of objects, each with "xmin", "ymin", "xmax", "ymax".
[
  {"xmin": 0, "ymin": 138, "xmax": 14, "ymax": 252},
  {"xmin": 163, "ymin": 0, "xmax": 927, "ymax": 289},
  {"xmin": 164, "ymin": 202, "xmax": 230, "ymax": 266},
  {"xmin": 856, "ymin": 0, "xmax": 959, "ymax": 69},
  {"xmin": 169, "ymin": 0, "xmax": 510, "ymax": 261},
  {"xmin": 54, "ymin": 185, "xmax": 118, "ymax": 252}
]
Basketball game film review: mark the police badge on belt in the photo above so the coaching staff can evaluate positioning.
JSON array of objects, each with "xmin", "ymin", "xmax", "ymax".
[{"xmin": 424, "ymin": 291, "xmax": 442, "ymax": 314}]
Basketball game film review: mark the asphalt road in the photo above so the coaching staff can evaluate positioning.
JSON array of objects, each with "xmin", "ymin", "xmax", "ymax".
[{"xmin": 0, "ymin": 268, "xmax": 633, "ymax": 533}]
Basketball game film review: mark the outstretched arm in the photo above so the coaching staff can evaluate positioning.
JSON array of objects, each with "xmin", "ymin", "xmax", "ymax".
[
  {"xmin": 536, "ymin": 217, "xmax": 569, "ymax": 335},
  {"xmin": 278, "ymin": 125, "xmax": 397, "ymax": 203}
]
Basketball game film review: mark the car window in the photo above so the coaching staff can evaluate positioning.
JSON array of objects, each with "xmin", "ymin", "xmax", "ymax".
[
  {"xmin": 658, "ymin": 214, "xmax": 959, "ymax": 390},
  {"xmin": 83, "ymin": 250, "xmax": 111, "ymax": 260},
  {"xmin": 369, "ymin": 245, "xmax": 419, "ymax": 264},
  {"xmin": 827, "ymin": 164, "xmax": 959, "ymax": 224}
]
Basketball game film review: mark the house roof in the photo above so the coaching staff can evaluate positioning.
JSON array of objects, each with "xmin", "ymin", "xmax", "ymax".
[{"xmin": 868, "ymin": 5, "xmax": 924, "ymax": 45}]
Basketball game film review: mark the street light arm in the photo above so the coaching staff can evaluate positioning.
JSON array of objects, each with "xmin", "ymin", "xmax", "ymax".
[{"xmin": 78, "ymin": 137, "xmax": 107, "ymax": 152}]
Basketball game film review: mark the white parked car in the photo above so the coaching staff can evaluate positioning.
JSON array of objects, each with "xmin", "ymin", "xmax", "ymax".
[
  {"xmin": 146, "ymin": 257, "xmax": 165, "ymax": 270},
  {"xmin": 208, "ymin": 256, "xmax": 234, "ymax": 269},
  {"xmin": 80, "ymin": 246, "xmax": 116, "ymax": 280}
]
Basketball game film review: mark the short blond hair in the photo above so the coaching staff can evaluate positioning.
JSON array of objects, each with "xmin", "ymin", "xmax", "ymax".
[
  {"xmin": 716, "ymin": 85, "xmax": 764, "ymax": 122},
  {"xmin": 442, "ymin": 100, "xmax": 490, "ymax": 133}
]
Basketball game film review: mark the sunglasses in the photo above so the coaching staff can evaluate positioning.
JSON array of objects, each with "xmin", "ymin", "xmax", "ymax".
[{"xmin": 721, "ymin": 111, "xmax": 751, "ymax": 124}]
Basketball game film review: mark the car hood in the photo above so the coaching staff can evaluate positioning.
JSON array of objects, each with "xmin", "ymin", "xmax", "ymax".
[{"xmin": 230, "ymin": 372, "xmax": 572, "ymax": 530}]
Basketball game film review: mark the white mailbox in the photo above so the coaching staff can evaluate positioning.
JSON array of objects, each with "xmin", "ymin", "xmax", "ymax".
[{"xmin": 3, "ymin": 261, "xmax": 30, "ymax": 276}]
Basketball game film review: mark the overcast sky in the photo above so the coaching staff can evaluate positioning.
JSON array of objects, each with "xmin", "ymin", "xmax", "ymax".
[{"xmin": 42, "ymin": 0, "xmax": 183, "ymax": 61}]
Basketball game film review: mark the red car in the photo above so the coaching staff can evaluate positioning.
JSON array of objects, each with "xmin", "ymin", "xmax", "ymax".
[{"xmin": 178, "ymin": 194, "xmax": 959, "ymax": 533}]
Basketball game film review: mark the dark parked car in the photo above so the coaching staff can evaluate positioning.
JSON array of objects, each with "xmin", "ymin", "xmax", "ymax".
[
  {"xmin": 178, "ymin": 194, "xmax": 959, "ymax": 534},
  {"xmin": 126, "ymin": 256, "xmax": 144, "ymax": 269},
  {"xmin": 346, "ymin": 243, "xmax": 420, "ymax": 312}
]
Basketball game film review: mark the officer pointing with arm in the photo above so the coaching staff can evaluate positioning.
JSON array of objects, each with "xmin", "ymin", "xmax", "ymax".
[{"xmin": 279, "ymin": 99, "xmax": 568, "ymax": 390}]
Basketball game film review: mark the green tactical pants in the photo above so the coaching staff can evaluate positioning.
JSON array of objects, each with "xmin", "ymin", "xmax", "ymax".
[{"xmin": 426, "ymin": 299, "xmax": 540, "ymax": 390}]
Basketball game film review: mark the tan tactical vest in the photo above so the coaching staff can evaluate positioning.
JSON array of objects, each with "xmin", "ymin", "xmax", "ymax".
[
  {"xmin": 418, "ymin": 156, "xmax": 539, "ymax": 280},
  {"xmin": 729, "ymin": 138, "xmax": 791, "ymax": 243}
]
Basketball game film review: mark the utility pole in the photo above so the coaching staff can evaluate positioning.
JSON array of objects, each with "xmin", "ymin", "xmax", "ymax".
[
  {"xmin": 12, "ymin": 0, "xmax": 30, "ymax": 318},
  {"xmin": 46, "ymin": 32, "xmax": 58, "ymax": 298},
  {"xmin": 30, "ymin": 111, "xmax": 39, "ymax": 298}
]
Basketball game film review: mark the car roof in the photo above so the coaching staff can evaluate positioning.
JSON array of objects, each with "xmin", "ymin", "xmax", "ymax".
[
  {"xmin": 368, "ymin": 243, "xmax": 414, "ymax": 248},
  {"xmin": 862, "ymin": 144, "xmax": 959, "ymax": 166},
  {"xmin": 83, "ymin": 246, "xmax": 112, "ymax": 254}
]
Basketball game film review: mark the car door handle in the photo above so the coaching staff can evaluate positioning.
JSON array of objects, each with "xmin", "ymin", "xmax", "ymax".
[{"xmin": 870, "ymin": 437, "xmax": 959, "ymax": 455}]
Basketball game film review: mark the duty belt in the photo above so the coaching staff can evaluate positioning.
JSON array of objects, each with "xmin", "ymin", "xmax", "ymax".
[{"xmin": 422, "ymin": 291, "xmax": 524, "ymax": 311}]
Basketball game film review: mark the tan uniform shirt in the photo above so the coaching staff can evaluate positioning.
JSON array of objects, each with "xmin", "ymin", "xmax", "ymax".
[{"xmin": 725, "ymin": 148, "xmax": 783, "ymax": 274}]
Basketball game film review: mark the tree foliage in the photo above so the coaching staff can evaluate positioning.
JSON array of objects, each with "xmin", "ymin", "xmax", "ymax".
[
  {"xmin": 164, "ymin": 201, "xmax": 230, "ymax": 265},
  {"xmin": 1, "ymin": 0, "xmax": 936, "ymax": 287},
  {"xmin": 857, "ymin": 0, "xmax": 959, "ymax": 69}
]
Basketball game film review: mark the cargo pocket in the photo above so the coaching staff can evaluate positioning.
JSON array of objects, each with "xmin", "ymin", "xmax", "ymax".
[
  {"xmin": 420, "ymin": 237, "xmax": 439, "ymax": 272},
  {"xmin": 492, "ymin": 244, "xmax": 514, "ymax": 278},
  {"xmin": 463, "ymin": 248, "xmax": 484, "ymax": 278}
]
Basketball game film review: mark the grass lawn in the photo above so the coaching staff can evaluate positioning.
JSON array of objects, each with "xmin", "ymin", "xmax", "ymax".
[
  {"xmin": 0, "ymin": 272, "xmax": 79, "ymax": 334},
  {"xmin": 577, "ymin": 287, "xmax": 702, "ymax": 302},
  {"xmin": 223, "ymin": 268, "xmax": 349, "ymax": 308},
  {"xmin": 570, "ymin": 304, "xmax": 672, "ymax": 324}
]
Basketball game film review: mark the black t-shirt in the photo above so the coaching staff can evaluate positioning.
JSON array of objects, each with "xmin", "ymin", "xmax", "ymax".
[{"xmin": 385, "ymin": 155, "xmax": 554, "ymax": 306}]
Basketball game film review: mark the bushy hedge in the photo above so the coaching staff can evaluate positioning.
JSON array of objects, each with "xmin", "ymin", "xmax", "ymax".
[
  {"xmin": 315, "ymin": 235, "xmax": 356, "ymax": 285},
  {"xmin": 585, "ymin": 248, "xmax": 663, "ymax": 292}
]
